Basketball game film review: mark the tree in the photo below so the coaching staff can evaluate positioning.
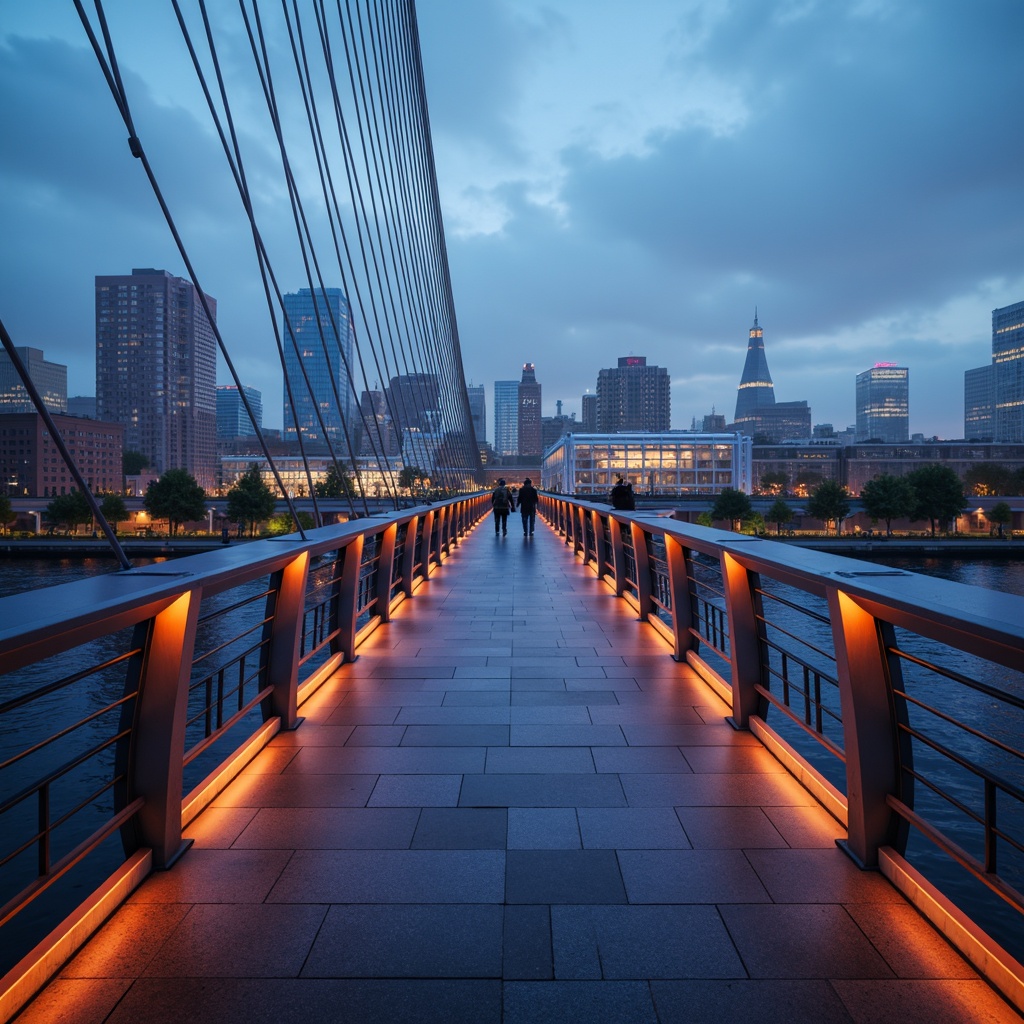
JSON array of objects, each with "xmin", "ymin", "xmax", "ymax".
[
  {"xmin": 226, "ymin": 464, "xmax": 276, "ymax": 537},
  {"xmin": 859, "ymin": 473, "xmax": 916, "ymax": 537},
  {"xmin": 45, "ymin": 490, "xmax": 92, "ymax": 534},
  {"xmin": 759, "ymin": 470, "xmax": 789, "ymax": 496},
  {"xmin": 399, "ymin": 466, "xmax": 426, "ymax": 493},
  {"xmin": 710, "ymin": 487, "xmax": 753, "ymax": 530},
  {"xmin": 806, "ymin": 480, "xmax": 851, "ymax": 535},
  {"xmin": 765, "ymin": 497, "xmax": 794, "ymax": 536},
  {"xmin": 144, "ymin": 469, "xmax": 206, "ymax": 537},
  {"xmin": 122, "ymin": 450, "xmax": 149, "ymax": 477},
  {"xmin": 266, "ymin": 510, "xmax": 315, "ymax": 536},
  {"xmin": 0, "ymin": 493, "xmax": 15, "ymax": 535},
  {"xmin": 964, "ymin": 462, "xmax": 1017, "ymax": 497},
  {"xmin": 315, "ymin": 463, "xmax": 354, "ymax": 499},
  {"xmin": 906, "ymin": 464, "xmax": 966, "ymax": 537},
  {"xmin": 696, "ymin": 511, "xmax": 714, "ymax": 528},
  {"xmin": 99, "ymin": 492, "xmax": 128, "ymax": 532},
  {"xmin": 988, "ymin": 501, "xmax": 1012, "ymax": 539}
]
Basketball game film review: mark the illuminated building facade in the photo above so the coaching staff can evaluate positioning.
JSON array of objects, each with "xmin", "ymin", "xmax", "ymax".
[
  {"xmin": 494, "ymin": 380, "xmax": 518, "ymax": 456},
  {"xmin": 282, "ymin": 287, "xmax": 355, "ymax": 446},
  {"xmin": 96, "ymin": 268, "xmax": 217, "ymax": 489},
  {"xmin": 0, "ymin": 347, "xmax": 67, "ymax": 415},
  {"xmin": 993, "ymin": 300, "xmax": 1024, "ymax": 442},
  {"xmin": 542, "ymin": 432, "xmax": 752, "ymax": 496},
  {"xmin": 596, "ymin": 356, "xmax": 670, "ymax": 433},
  {"xmin": 216, "ymin": 384, "xmax": 262, "ymax": 439},
  {"xmin": 518, "ymin": 363, "xmax": 542, "ymax": 457},
  {"xmin": 467, "ymin": 384, "xmax": 486, "ymax": 445},
  {"xmin": 855, "ymin": 363, "xmax": 909, "ymax": 443},
  {"xmin": 964, "ymin": 365, "xmax": 995, "ymax": 441}
]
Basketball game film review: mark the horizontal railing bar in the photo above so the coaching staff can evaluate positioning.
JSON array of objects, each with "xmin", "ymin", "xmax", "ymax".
[{"xmin": 182, "ymin": 685, "xmax": 274, "ymax": 767}]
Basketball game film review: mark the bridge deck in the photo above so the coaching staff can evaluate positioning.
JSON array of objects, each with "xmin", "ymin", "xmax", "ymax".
[{"xmin": 16, "ymin": 518, "xmax": 1021, "ymax": 1023}]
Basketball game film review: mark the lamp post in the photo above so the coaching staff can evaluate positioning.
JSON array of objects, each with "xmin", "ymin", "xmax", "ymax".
[{"xmin": 207, "ymin": 508, "xmax": 216, "ymax": 535}]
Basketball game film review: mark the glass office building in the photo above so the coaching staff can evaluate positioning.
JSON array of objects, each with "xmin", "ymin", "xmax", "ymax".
[{"xmin": 855, "ymin": 363, "xmax": 909, "ymax": 443}]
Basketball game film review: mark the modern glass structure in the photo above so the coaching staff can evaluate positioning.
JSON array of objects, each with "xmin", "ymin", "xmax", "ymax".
[
  {"xmin": 855, "ymin": 363, "xmax": 909, "ymax": 443},
  {"xmin": 467, "ymin": 384, "xmax": 486, "ymax": 446},
  {"xmin": 993, "ymin": 300, "xmax": 1024, "ymax": 443},
  {"xmin": 596, "ymin": 356, "xmax": 670, "ymax": 432},
  {"xmin": 96, "ymin": 268, "xmax": 217, "ymax": 489},
  {"xmin": 964, "ymin": 365, "xmax": 995, "ymax": 441},
  {"xmin": 0, "ymin": 347, "xmax": 67, "ymax": 415},
  {"xmin": 518, "ymin": 363, "xmax": 542, "ymax": 456},
  {"xmin": 542, "ymin": 432, "xmax": 752, "ymax": 496},
  {"xmin": 494, "ymin": 380, "xmax": 519, "ymax": 456},
  {"xmin": 216, "ymin": 384, "xmax": 262, "ymax": 439},
  {"xmin": 282, "ymin": 287, "xmax": 355, "ymax": 447}
]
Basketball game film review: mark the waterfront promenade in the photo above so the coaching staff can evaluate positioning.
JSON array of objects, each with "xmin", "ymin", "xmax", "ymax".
[{"xmin": 12, "ymin": 518, "xmax": 1023, "ymax": 1023}]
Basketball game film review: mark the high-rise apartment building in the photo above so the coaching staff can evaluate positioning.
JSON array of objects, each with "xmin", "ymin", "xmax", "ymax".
[
  {"xmin": 0, "ymin": 347, "xmax": 67, "ymax": 414},
  {"xmin": 732, "ymin": 315, "xmax": 810, "ymax": 442},
  {"xmin": 964, "ymin": 300, "xmax": 1024, "ymax": 443},
  {"xmin": 467, "ymin": 384, "xmax": 486, "ymax": 445},
  {"xmin": 216, "ymin": 384, "xmax": 263, "ymax": 439},
  {"xmin": 596, "ymin": 356, "xmax": 670, "ymax": 433},
  {"xmin": 855, "ymin": 363, "xmax": 909, "ymax": 443},
  {"xmin": 96, "ymin": 268, "xmax": 217, "ymax": 489},
  {"xmin": 581, "ymin": 392, "xmax": 598, "ymax": 433},
  {"xmin": 282, "ymin": 287, "xmax": 355, "ymax": 447},
  {"xmin": 494, "ymin": 380, "xmax": 519, "ymax": 457},
  {"xmin": 518, "ymin": 363, "xmax": 542, "ymax": 457}
]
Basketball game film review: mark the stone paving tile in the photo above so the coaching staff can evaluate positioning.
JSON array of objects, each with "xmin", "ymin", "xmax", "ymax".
[
  {"xmin": 401, "ymin": 724, "xmax": 510, "ymax": 746},
  {"xmin": 231, "ymin": 807, "xmax": 419, "ymax": 849},
  {"xmin": 394, "ymin": 706, "xmax": 513, "ymax": 725},
  {"xmin": 302, "ymin": 905, "xmax": 504, "ymax": 978},
  {"xmin": 411, "ymin": 808, "xmax": 508, "ymax": 849},
  {"xmin": 367, "ymin": 774, "xmax": 463, "ymax": 807},
  {"xmin": 209, "ymin": 772, "xmax": 377, "ymax": 808},
  {"xmin": 14, "ymin": 979, "xmax": 132, "ymax": 1024},
  {"xmin": 268, "ymin": 849, "xmax": 506, "ymax": 903},
  {"xmin": 745, "ymin": 848, "xmax": 908, "ymax": 904},
  {"xmin": 503, "ymin": 905, "xmax": 553, "ymax": 979},
  {"xmin": 460, "ymin": 772, "xmax": 627, "ymax": 807},
  {"xmin": 183, "ymin": 807, "xmax": 257, "ymax": 848},
  {"xmin": 650, "ymin": 980, "xmax": 857, "ymax": 1023},
  {"xmin": 831, "ymin": 978, "xmax": 1023, "ymax": 1024},
  {"xmin": 503, "ymin": 980, "xmax": 658, "ymax": 1023},
  {"xmin": 283, "ymin": 746, "xmax": 486, "ymax": 774},
  {"xmin": 719, "ymin": 904, "xmax": 895, "ymax": 979},
  {"xmin": 577, "ymin": 807, "xmax": 692, "ymax": 849},
  {"xmin": 591, "ymin": 746, "xmax": 692, "ymax": 773},
  {"xmin": 620, "ymin": 771, "xmax": 822, "ymax": 807},
  {"xmin": 484, "ymin": 746, "xmax": 596, "ymax": 773},
  {"xmin": 506, "ymin": 850, "xmax": 626, "ymax": 904},
  {"xmin": 674, "ymin": 806, "xmax": 788, "ymax": 849},
  {"xmin": 552, "ymin": 905, "xmax": 744, "ymax": 979},
  {"xmin": 127, "ymin": 849, "xmax": 293, "ymax": 904},
  {"xmin": 618, "ymin": 849, "xmax": 772, "ymax": 903},
  {"xmin": 507, "ymin": 808, "xmax": 582, "ymax": 849}
]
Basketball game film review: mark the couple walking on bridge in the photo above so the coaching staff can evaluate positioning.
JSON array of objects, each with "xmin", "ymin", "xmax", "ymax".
[{"xmin": 491, "ymin": 477, "xmax": 537, "ymax": 536}]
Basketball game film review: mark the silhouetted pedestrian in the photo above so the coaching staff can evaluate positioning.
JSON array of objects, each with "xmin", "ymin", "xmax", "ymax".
[
  {"xmin": 491, "ymin": 478, "xmax": 512, "ymax": 535},
  {"xmin": 518, "ymin": 477, "xmax": 538, "ymax": 535},
  {"xmin": 610, "ymin": 476, "xmax": 636, "ymax": 510}
]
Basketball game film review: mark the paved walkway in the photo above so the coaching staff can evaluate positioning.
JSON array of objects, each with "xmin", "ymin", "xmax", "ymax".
[{"xmin": 16, "ymin": 516, "xmax": 1023, "ymax": 1023}]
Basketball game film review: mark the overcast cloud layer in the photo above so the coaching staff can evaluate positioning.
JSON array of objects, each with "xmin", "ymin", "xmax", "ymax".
[{"xmin": 2, "ymin": 1, "xmax": 1022, "ymax": 441}]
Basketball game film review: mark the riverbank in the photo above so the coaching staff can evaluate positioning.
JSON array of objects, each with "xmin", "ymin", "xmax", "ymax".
[
  {"xmin": 786, "ymin": 537, "xmax": 1023, "ymax": 557},
  {"xmin": 0, "ymin": 537, "xmax": 235, "ymax": 559}
]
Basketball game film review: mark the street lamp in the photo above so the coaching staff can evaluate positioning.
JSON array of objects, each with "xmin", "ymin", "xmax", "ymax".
[{"xmin": 207, "ymin": 508, "xmax": 216, "ymax": 534}]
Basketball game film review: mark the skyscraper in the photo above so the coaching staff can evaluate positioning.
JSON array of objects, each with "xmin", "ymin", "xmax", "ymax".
[
  {"xmin": 0, "ymin": 347, "xmax": 67, "ymax": 414},
  {"xmin": 216, "ymin": 384, "xmax": 263, "ymax": 439},
  {"xmin": 855, "ymin": 364, "xmax": 909, "ymax": 443},
  {"xmin": 467, "ymin": 384, "xmax": 486, "ymax": 446},
  {"xmin": 96, "ymin": 268, "xmax": 217, "ymax": 489},
  {"xmin": 518, "ymin": 363, "xmax": 542, "ymax": 457},
  {"xmin": 732, "ymin": 314, "xmax": 810, "ymax": 442},
  {"xmin": 282, "ymin": 287, "xmax": 355, "ymax": 447},
  {"xmin": 581, "ymin": 392, "xmax": 598, "ymax": 433},
  {"xmin": 993, "ymin": 300, "xmax": 1024, "ymax": 443},
  {"xmin": 964, "ymin": 365, "xmax": 995, "ymax": 441},
  {"xmin": 596, "ymin": 356, "xmax": 670, "ymax": 433},
  {"xmin": 494, "ymin": 380, "xmax": 518, "ymax": 456}
]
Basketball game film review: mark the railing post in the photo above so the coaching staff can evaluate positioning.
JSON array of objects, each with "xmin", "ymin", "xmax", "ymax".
[
  {"xmin": 664, "ymin": 535, "xmax": 695, "ymax": 661},
  {"xmin": 630, "ymin": 521, "xmax": 652, "ymax": 618},
  {"xmin": 827, "ymin": 587, "xmax": 904, "ymax": 868},
  {"xmin": 402, "ymin": 514, "xmax": 419, "ymax": 596},
  {"xmin": 265, "ymin": 551, "xmax": 310, "ymax": 730},
  {"xmin": 721, "ymin": 552, "xmax": 765, "ymax": 729},
  {"xmin": 130, "ymin": 591, "xmax": 201, "ymax": 868},
  {"xmin": 574, "ymin": 505, "xmax": 587, "ymax": 558},
  {"xmin": 420, "ymin": 509, "xmax": 436, "ymax": 579},
  {"xmin": 609, "ymin": 515, "xmax": 626, "ymax": 593},
  {"xmin": 336, "ymin": 533, "xmax": 365, "ymax": 662},
  {"xmin": 376, "ymin": 522, "xmax": 399, "ymax": 623},
  {"xmin": 591, "ymin": 510, "xmax": 607, "ymax": 580},
  {"xmin": 438, "ymin": 506, "xmax": 450, "ymax": 558}
]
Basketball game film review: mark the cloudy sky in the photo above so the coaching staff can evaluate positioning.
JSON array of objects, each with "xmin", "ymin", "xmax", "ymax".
[{"xmin": 2, "ymin": 1, "xmax": 1023, "ymax": 442}]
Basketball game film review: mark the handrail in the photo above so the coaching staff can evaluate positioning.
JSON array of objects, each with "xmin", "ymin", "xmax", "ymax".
[
  {"xmin": 0, "ymin": 492, "xmax": 490, "ymax": 1006},
  {"xmin": 539, "ymin": 492, "xmax": 1024, "ymax": 991}
]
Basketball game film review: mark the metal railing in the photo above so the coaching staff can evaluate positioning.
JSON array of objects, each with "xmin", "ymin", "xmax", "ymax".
[
  {"xmin": 541, "ymin": 492, "xmax": 1024, "ymax": 982},
  {"xmin": 0, "ymin": 493, "xmax": 489, "ymax": 999}
]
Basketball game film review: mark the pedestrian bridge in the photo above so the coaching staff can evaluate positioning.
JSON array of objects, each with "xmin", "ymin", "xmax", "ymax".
[{"xmin": 1, "ymin": 494, "xmax": 1023, "ymax": 1023}]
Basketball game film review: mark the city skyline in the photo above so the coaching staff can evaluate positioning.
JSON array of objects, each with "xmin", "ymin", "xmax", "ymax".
[{"xmin": 2, "ymin": 4, "xmax": 1023, "ymax": 442}]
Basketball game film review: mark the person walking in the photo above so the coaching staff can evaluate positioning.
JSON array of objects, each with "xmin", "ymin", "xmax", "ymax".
[
  {"xmin": 518, "ymin": 477, "xmax": 538, "ymax": 536},
  {"xmin": 491, "ymin": 478, "xmax": 512, "ymax": 536}
]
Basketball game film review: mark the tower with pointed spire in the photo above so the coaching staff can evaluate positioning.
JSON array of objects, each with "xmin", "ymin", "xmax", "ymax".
[
  {"xmin": 733, "ymin": 312, "xmax": 775, "ymax": 427},
  {"xmin": 732, "ymin": 312, "xmax": 811, "ymax": 442}
]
